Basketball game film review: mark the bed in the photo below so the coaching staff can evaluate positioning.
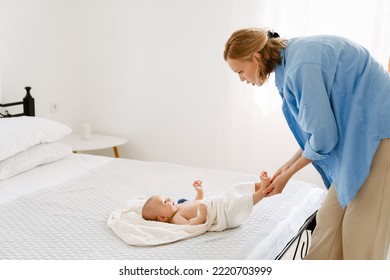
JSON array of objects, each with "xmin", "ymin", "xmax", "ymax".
[{"xmin": 0, "ymin": 89, "xmax": 326, "ymax": 260}]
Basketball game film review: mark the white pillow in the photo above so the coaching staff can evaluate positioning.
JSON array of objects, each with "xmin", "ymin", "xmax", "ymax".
[
  {"xmin": 0, "ymin": 116, "xmax": 72, "ymax": 161},
  {"xmin": 0, "ymin": 142, "xmax": 72, "ymax": 180}
]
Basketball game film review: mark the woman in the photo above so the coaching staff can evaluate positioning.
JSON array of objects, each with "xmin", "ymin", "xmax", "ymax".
[{"xmin": 224, "ymin": 28, "xmax": 390, "ymax": 259}]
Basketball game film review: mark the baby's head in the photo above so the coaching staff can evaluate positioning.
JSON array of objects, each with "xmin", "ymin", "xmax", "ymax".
[{"xmin": 142, "ymin": 194, "xmax": 178, "ymax": 223}]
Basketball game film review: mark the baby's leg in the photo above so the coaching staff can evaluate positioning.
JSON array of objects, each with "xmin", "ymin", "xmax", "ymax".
[
  {"xmin": 253, "ymin": 171, "xmax": 271, "ymax": 205},
  {"xmin": 260, "ymin": 171, "xmax": 271, "ymax": 191},
  {"xmin": 254, "ymin": 171, "xmax": 271, "ymax": 191}
]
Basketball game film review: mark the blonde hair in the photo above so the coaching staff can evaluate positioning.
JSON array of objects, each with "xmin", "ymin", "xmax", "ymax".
[{"xmin": 224, "ymin": 28, "xmax": 287, "ymax": 81}]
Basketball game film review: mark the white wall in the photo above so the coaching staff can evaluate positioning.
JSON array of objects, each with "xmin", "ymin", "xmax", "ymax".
[
  {"xmin": 0, "ymin": 0, "xmax": 85, "ymax": 125},
  {"xmin": 77, "ymin": 1, "xmax": 233, "ymax": 169},
  {"xmin": 0, "ymin": 0, "xmax": 233, "ymax": 171},
  {"xmin": 8, "ymin": 0, "xmax": 385, "ymax": 187}
]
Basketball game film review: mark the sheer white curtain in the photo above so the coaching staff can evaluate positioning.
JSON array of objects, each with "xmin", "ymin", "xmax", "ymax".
[{"xmin": 217, "ymin": 0, "xmax": 390, "ymax": 186}]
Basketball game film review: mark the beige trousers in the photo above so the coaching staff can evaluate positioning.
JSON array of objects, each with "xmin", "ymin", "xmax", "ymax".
[{"xmin": 306, "ymin": 139, "xmax": 390, "ymax": 260}]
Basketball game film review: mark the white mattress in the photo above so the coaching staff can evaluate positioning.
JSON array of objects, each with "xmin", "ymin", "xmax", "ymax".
[{"xmin": 0, "ymin": 154, "xmax": 326, "ymax": 260}]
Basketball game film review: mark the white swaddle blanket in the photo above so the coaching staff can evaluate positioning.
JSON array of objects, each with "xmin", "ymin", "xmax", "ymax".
[{"xmin": 107, "ymin": 182, "xmax": 254, "ymax": 246}]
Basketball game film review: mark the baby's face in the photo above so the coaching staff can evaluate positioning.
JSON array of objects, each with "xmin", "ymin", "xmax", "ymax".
[{"xmin": 151, "ymin": 195, "xmax": 179, "ymax": 221}]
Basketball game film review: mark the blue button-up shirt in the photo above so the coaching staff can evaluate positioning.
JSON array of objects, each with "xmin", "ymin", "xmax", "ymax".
[{"xmin": 275, "ymin": 35, "xmax": 390, "ymax": 207}]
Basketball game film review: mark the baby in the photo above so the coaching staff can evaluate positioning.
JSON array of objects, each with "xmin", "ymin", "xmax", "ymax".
[{"xmin": 141, "ymin": 171, "xmax": 271, "ymax": 225}]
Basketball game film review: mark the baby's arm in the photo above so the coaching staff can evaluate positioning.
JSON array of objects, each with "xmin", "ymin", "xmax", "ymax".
[
  {"xmin": 170, "ymin": 204, "xmax": 207, "ymax": 225},
  {"xmin": 188, "ymin": 204, "xmax": 207, "ymax": 225},
  {"xmin": 192, "ymin": 180, "xmax": 204, "ymax": 200}
]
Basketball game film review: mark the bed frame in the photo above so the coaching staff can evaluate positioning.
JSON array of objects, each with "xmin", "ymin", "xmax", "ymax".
[
  {"xmin": 0, "ymin": 89, "xmax": 318, "ymax": 259},
  {"xmin": 0, "ymin": 86, "xmax": 35, "ymax": 118},
  {"xmin": 275, "ymin": 211, "xmax": 317, "ymax": 259}
]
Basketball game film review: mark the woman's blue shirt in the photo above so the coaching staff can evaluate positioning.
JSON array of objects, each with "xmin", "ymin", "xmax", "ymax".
[{"xmin": 275, "ymin": 35, "xmax": 390, "ymax": 207}]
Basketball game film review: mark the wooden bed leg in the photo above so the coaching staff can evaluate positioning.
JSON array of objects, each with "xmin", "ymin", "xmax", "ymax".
[{"xmin": 113, "ymin": 146, "xmax": 120, "ymax": 158}]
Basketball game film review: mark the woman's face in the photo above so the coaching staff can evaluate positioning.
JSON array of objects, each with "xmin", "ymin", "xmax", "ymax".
[{"xmin": 227, "ymin": 55, "xmax": 261, "ymax": 86}]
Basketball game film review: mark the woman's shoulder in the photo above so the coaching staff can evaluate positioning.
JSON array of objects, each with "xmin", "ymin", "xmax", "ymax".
[
  {"xmin": 288, "ymin": 34, "xmax": 348, "ymax": 47},
  {"xmin": 284, "ymin": 37, "xmax": 323, "ymax": 67},
  {"xmin": 285, "ymin": 35, "xmax": 353, "ymax": 69}
]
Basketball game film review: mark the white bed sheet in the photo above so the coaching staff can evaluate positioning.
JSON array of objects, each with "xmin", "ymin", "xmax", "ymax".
[{"xmin": 0, "ymin": 154, "xmax": 326, "ymax": 260}]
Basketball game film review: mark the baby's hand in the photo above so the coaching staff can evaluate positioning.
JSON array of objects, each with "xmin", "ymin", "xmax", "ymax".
[
  {"xmin": 193, "ymin": 180, "xmax": 204, "ymax": 200},
  {"xmin": 192, "ymin": 180, "xmax": 203, "ymax": 192},
  {"xmin": 191, "ymin": 203, "xmax": 207, "ymax": 225},
  {"xmin": 198, "ymin": 203, "xmax": 207, "ymax": 216}
]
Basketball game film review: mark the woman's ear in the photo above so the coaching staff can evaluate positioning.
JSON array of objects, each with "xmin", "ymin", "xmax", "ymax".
[{"xmin": 253, "ymin": 52, "xmax": 261, "ymax": 63}]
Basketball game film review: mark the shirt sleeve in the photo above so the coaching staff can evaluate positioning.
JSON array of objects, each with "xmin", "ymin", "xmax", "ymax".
[{"xmin": 285, "ymin": 64, "xmax": 339, "ymax": 161}]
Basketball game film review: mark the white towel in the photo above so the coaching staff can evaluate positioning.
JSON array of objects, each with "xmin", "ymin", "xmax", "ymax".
[{"xmin": 107, "ymin": 182, "xmax": 254, "ymax": 246}]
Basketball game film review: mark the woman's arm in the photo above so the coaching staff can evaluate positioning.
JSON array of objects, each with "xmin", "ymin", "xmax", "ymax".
[
  {"xmin": 271, "ymin": 149, "xmax": 302, "ymax": 181},
  {"xmin": 264, "ymin": 154, "xmax": 312, "ymax": 196}
]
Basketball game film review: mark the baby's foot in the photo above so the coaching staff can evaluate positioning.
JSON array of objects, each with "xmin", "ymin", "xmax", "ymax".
[
  {"xmin": 260, "ymin": 171, "xmax": 271, "ymax": 191},
  {"xmin": 255, "ymin": 171, "xmax": 271, "ymax": 191}
]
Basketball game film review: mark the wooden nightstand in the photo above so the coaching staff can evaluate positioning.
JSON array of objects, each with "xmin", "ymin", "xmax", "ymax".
[{"xmin": 62, "ymin": 134, "xmax": 127, "ymax": 158}]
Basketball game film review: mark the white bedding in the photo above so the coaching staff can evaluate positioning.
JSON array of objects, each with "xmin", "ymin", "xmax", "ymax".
[
  {"xmin": 0, "ymin": 154, "xmax": 112, "ymax": 204},
  {"xmin": 0, "ymin": 154, "xmax": 326, "ymax": 260}
]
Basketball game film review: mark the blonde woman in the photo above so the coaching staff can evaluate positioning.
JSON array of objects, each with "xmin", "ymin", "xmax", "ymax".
[{"xmin": 224, "ymin": 28, "xmax": 390, "ymax": 260}]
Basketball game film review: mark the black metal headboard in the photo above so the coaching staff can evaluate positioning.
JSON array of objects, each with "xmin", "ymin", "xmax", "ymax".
[{"xmin": 0, "ymin": 87, "xmax": 35, "ymax": 118}]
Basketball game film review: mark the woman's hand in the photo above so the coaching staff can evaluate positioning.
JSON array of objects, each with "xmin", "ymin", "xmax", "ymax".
[
  {"xmin": 270, "ymin": 164, "xmax": 289, "ymax": 182},
  {"xmin": 265, "ymin": 151, "xmax": 312, "ymax": 197},
  {"xmin": 263, "ymin": 172, "xmax": 290, "ymax": 196}
]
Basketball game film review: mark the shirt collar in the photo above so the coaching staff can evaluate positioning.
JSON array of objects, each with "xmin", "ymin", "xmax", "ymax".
[{"xmin": 275, "ymin": 46, "xmax": 287, "ymax": 97}]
